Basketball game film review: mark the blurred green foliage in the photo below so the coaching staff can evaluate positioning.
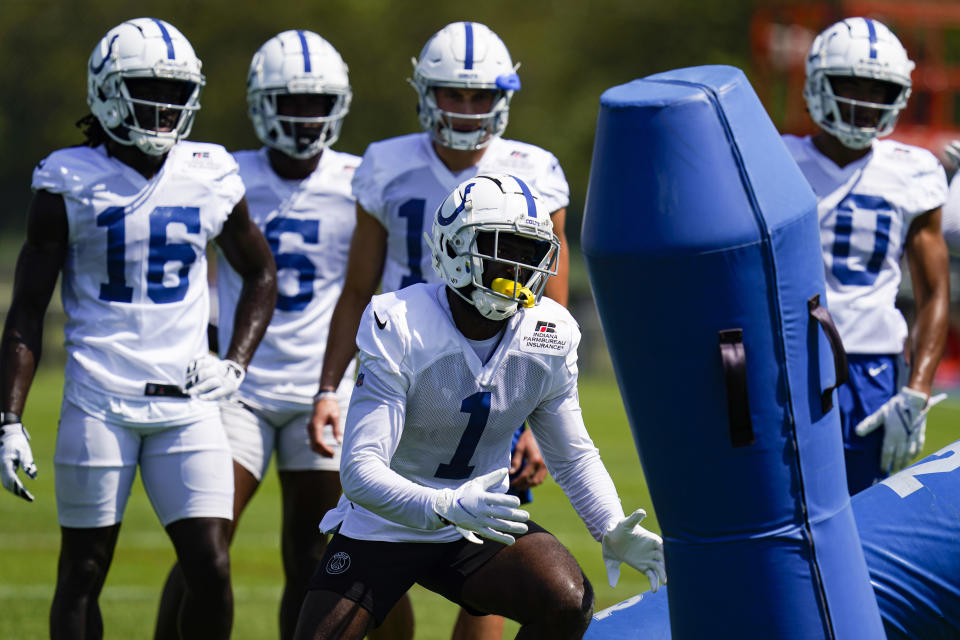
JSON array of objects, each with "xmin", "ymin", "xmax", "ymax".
[{"xmin": 0, "ymin": 0, "xmax": 754, "ymax": 238}]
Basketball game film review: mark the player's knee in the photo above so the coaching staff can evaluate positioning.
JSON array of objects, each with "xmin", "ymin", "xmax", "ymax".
[
  {"xmin": 183, "ymin": 545, "xmax": 231, "ymax": 595},
  {"xmin": 57, "ymin": 554, "xmax": 110, "ymax": 595},
  {"xmin": 541, "ymin": 572, "xmax": 594, "ymax": 632}
]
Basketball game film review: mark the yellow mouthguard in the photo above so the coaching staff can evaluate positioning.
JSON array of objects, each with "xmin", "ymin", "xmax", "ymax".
[{"xmin": 491, "ymin": 278, "xmax": 536, "ymax": 308}]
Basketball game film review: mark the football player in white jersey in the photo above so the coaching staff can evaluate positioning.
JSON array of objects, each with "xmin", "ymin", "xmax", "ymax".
[
  {"xmin": 940, "ymin": 141, "xmax": 960, "ymax": 253},
  {"xmin": 781, "ymin": 17, "xmax": 949, "ymax": 495},
  {"xmin": 153, "ymin": 31, "xmax": 358, "ymax": 640},
  {"xmin": 309, "ymin": 23, "xmax": 569, "ymax": 635},
  {"xmin": 0, "ymin": 19, "xmax": 277, "ymax": 640},
  {"xmin": 292, "ymin": 175, "xmax": 665, "ymax": 640}
]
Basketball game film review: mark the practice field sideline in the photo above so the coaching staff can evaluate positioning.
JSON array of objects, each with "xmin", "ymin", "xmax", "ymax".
[{"xmin": 3, "ymin": 366, "xmax": 958, "ymax": 638}]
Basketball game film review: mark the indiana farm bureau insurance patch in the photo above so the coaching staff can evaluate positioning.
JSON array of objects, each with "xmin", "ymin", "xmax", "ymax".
[{"xmin": 519, "ymin": 318, "xmax": 571, "ymax": 356}]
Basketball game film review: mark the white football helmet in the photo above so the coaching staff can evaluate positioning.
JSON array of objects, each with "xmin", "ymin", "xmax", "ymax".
[
  {"xmin": 803, "ymin": 17, "xmax": 913, "ymax": 149},
  {"xmin": 87, "ymin": 18, "xmax": 205, "ymax": 155},
  {"xmin": 410, "ymin": 22, "xmax": 521, "ymax": 151},
  {"xmin": 247, "ymin": 30, "xmax": 352, "ymax": 159},
  {"xmin": 428, "ymin": 174, "xmax": 559, "ymax": 321}
]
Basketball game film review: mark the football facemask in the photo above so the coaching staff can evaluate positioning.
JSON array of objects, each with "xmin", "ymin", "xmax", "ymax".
[
  {"xmin": 410, "ymin": 21, "xmax": 521, "ymax": 151},
  {"xmin": 803, "ymin": 17, "xmax": 913, "ymax": 149},
  {"xmin": 247, "ymin": 30, "xmax": 351, "ymax": 159},
  {"xmin": 87, "ymin": 18, "xmax": 205, "ymax": 156},
  {"xmin": 428, "ymin": 174, "xmax": 559, "ymax": 321}
]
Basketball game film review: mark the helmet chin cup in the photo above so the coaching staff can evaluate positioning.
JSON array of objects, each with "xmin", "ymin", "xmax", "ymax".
[{"xmin": 470, "ymin": 287, "xmax": 519, "ymax": 321}]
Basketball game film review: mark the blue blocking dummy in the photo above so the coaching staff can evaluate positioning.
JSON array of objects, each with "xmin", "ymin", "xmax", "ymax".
[
  {"xmin": 855, "ymin": 440, "xmax": 960, "ymax": 639},
  {"xmin": 585, "ymin": 441, "xmax": 960, "ymax": 639},
  {"xmin": 581, "ymin": 65, "xmax": 883, "ymax": 638}
]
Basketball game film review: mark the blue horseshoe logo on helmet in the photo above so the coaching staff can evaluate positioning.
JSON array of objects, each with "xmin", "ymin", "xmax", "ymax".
[
  {"xmin": 89, "ymin": 35, "xmax": 120, "ymax": 74},
  {"xmin": 438, "ymin": 182, "xmax": 475, "ymax": 226}
]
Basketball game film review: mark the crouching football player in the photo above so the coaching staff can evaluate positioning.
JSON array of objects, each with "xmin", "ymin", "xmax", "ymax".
[{"xmin": 293, "ymin": 174, "xmax": 665, "ymax": 640}]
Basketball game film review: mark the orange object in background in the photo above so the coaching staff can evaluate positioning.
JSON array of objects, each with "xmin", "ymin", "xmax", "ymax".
[
  {"xmin": 750, "ymin": 1, "xmax": 960, "ymax": 165},
  {"xmin": 751, "ymin": 1, "xmax": 960, "ymax": 392}
]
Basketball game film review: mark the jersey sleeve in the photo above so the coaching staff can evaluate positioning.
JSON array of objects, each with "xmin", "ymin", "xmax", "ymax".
[
  {"xmin": 532, "ymin": 150, "xmax": 570, "ymax": 214},
  {"xmin": 525, "ymin": 315, "xmax": 624, "ymax": 540},
  {"xmin": 31, "ymin": 148, "xmax": 101, "ymax": 202},
  {"xmin": 355, "ymin": 295, "xmax": 410, "ymax": 386},
  {"xmin": 201, "ymin": 144, "xmax": 246, "ymax": 212},
  {"xmin": 903, "ymin": 149, "xmax": 948, "ymax": 218},
  {"xmin": 527, "ymin": 372, "xmax": 625, "ymax": 541},
  {"xmin": 339, "ymin": 362, "xmax": 445, "ymax": 531},
  {"xmin": 351, "ymin": 144, "xmax": 387, "ymax": 227},
  {"xmin": 942, "ymin": 175, "xmax": 960, "ymax": 256}
]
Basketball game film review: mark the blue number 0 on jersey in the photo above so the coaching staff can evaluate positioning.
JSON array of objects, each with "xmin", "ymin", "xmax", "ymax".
[
  {"xmin": 831, "ymin": 194, "xmax": 893, "ymax": 287},
  {"xmin": 96, "ymin": 205, "xmax": 201, "ymax": 304}
]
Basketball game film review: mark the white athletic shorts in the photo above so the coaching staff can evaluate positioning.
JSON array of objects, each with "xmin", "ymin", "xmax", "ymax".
[
  {"xmin": 221, "ymin": 395, "xmax": 342, "ymax": 481},
  {"xmin": 54, "ymin": 398, "xmax": 234, "ymax": 528}
]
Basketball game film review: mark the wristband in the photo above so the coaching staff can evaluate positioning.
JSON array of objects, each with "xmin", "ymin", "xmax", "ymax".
[{"xmin": 313, "ymin": 389, "xmax": 338, "ymax": 402}]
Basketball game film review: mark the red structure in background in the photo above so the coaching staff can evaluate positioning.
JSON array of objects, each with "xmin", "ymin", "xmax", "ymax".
[
  {"xmin": 750, "ymin": 1, "xmax": 960, "ymax": 391},
  {"xmin": 751, "ymin": 1, "xmax": 960, "ymax": 163}
]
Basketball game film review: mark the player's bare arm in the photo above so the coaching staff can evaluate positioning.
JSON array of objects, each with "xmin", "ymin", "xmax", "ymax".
[
  {"xmin": 509, "ymin": 429, "xmax": 547, "ymax": 491},
  {"xmin": 309, "ymin": 204, "xmax": 386, "ymax": 455},
  {"xmin": 0, "ymin": 190, "xmax": 66, "ymax": 501},
  {"xmin": 1, "ymin": 190, "xmax": 68, "ymax": 415},
  {"xmin": 214, "ymin": 197, "xmax": 277, "ymax": 369},
  {"xmin": 905, "ymin": 207, "xmax": 950, "ymax": 395}
]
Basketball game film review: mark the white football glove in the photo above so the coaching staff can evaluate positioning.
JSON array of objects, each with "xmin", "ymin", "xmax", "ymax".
[
  {"xmin": 1, "ymin": 423, "xmax": 37, "ymax": 502},
  {"xmin": 944, "ymin": 140, "xmax": 960, "ymax": 168},
  {"xmin": 601, "ymin": 508, "xmax": 666, "ymax": 591},
  {"xmin": 854, "ymin": 387, "xmax": 947, "ymax": 475},
  {"xmin": 184, "ymin": 355, "xmax": 245, "ymax": 401},
  {"xmin": 433, "ymin": 468, "xmax": 530, "ymax": 545}
]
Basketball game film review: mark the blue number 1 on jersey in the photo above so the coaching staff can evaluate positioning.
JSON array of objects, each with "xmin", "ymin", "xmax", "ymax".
[
  {"xmin": 398, "ymin": 198, "xmax": 426, "ymax": 288},
  {"xmin": 435, "ymin": 391, "xmax": 491, "ymax": 480}
]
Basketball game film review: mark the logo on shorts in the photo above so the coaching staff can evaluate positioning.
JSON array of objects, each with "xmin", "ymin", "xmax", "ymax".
[{"xmin": 326, "ymin": 551, "xmax": 351, "ymax": 575}]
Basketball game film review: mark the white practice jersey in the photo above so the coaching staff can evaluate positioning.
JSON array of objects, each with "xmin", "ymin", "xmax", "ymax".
[
  {"xmin": 352, "ymin": 133, "xmax": 569, "ymax": 293},
  {"xmin": 942, "ymin": 173, "xmax": 960, "ymax": 255},
  {"xmin": 320, "ymin": 283, "xmax": 625, "ymax": 543},
  {"xmin": 33, "ymin": 142, "xmax": 243, "ymax": 410},
  {"xmin": 218, "ymin": 148, "xmax": 359, "ymax": 406},
  {"xmin": 783, "ymin": 135, "xmax": 947, "ymax": 353}
]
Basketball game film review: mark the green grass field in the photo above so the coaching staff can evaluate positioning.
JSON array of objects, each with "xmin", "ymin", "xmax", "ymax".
[{"xmin": 2, "ymin": 365, "xmax": 959, "ymax": 638}]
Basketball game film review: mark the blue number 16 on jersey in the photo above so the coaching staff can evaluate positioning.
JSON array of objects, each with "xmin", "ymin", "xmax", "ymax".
[{"xmin": 96, "ymin": 205, "xmax": 201, "ymax": 304}]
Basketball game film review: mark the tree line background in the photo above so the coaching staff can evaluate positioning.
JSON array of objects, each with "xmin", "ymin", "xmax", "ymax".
[{"xmin": 0, "ymin": 0, "xmax": 758, "ymax": 237}]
